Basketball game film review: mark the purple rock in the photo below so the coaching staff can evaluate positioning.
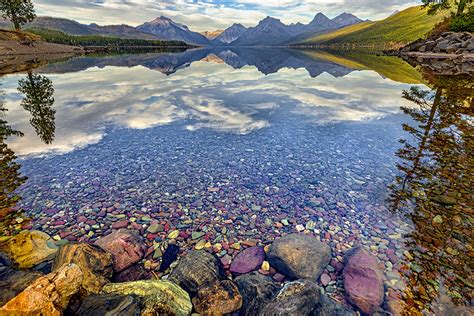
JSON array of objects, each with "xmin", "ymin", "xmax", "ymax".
[
  {"xmin": 343, "ymin": 247, "xmax": 384, "ymax": 314},
  {"xmin": 230, "ymin": 246, "xmax": 265, "ymax": 275}
]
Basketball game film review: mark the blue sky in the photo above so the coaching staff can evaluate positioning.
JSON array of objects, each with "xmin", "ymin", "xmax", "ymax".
[{"xmin": 34, "ymin": 0, "xmax": 420, "ymax": 31}]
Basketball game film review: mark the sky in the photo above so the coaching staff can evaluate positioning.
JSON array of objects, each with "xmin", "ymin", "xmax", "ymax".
[{"xmin": 34, "ymin": 0, "xmax": 421, "ymax": 32}]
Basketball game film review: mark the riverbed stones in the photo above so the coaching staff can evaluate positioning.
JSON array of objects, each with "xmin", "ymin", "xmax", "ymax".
[
  {"xmin": 267, "ymin": 234, "xmax": 331, "ymax": 280},
  {"xmin": 75, "ymin": 293, "xmax": 142, "ymax": 316},
  {"xmin": 95, "ymin": 229, "xmax": 147, "ymax": 272},
  {"xmin": 192, "ymin": 280, "xmax": 243, "ymax": 315},
  {"xmin": 343, "ymin": 247, "xmax": 384, "ymax": 314},
  {"xmin": 235, "ymin": 272, "xmax": 280, "ymax": 316},
  {"xmin": 169, "ymin": 250, "xmax": 223, "ymax": 293},
  {"xmin": 101, "ymin": 280, "xmax": 192, "ymax": 316},
  {"xmin": 52, "ymin": 243, "xmax": 113, "ymax": 295},
  {"xmin": 0, "ymin": 230, "xmax": 58, "ymax": 269},
  {"xmin": 230, "ymin": 246, "xmax": 265, "ymax": 275},
  {"xmin": 0, "ymin": 266, "xmax": 43, "ymax": 306},
  {"xmin": 0, "ymin": 263, "xmax": 83, "ymax": 315}
]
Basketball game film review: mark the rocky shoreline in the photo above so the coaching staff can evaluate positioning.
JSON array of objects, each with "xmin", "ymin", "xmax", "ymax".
[
  {"xmin": 397, "ymin": 32, "xmax": 474, "ymax": 76},
  {"xmin": 0, "ymin": 230, "xmax": 391, "ymax": 315}
]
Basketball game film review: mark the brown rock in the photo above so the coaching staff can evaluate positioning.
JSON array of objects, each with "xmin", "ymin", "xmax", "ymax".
[
  {"xmin": 0, "ymin": 230, "xmax": 58, "ymax": 269},
  {"xmin": 192, "ymin": 280, "xmax": 242, "ymax": 315},
  {"xmin": 53, "ymin": 243, "xmax": 113, "ymax": 295},
  {"xmin": 94, "ymin": 229, "xmax": 147, "ymax": 272},
  {"xmin": 0, "ymin": 263, "xmax": 83, "ymax": 315}
]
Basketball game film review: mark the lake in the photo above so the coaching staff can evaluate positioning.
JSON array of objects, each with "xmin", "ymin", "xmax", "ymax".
[{"xmin": 1, "ymin": 48, "xmax": 472, "ymax": 314}]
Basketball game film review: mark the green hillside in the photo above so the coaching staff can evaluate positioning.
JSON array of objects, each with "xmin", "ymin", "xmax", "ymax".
[{"xmin": 300, "ymin": 6, "xmax": 447, "ymax": 47}]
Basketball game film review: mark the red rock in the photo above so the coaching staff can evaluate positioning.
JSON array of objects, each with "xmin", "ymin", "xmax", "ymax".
[
  {"xmin": 95, "ymin": 229, "xmax": 147, "ymax": 272},
  {"xmin": 320, "ymin": 273, "xmax": 331, "ymax": 286},
  {"xmin": 77, "ymin": 216, "xmax": 87, "ymax": 223},
  {"xmin": 53, "ymin": 220, "xmax": 66, "ymax": 226},
  {"xmin": 343, "ymin": 247, "xmax": 384, "ymax": 314},
  {"xmin": 112, "ymin": 220, "xmax": 129, "ymax": 229}
]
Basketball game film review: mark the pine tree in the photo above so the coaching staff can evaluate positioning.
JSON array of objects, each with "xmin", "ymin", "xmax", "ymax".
[{"xmin": 0, "ymin": 0, "xmax": 36, "ymax": 30}]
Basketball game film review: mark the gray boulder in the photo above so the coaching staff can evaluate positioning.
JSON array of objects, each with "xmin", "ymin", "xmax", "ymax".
[{"xmin": 267, "ymin": 234, "xmax": 331, "ymax": 280}]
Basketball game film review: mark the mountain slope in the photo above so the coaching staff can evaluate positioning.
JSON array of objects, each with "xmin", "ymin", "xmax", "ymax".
[
  {"xmin": 299, "ymin": 6, "xmax": 447, "ymax": 47},
  {"xmin": 201, "ymin": 30, "xmax": 224, "ymax": 40},
  {"xmin": 137, "ymin": 16, "xmax": 209, "ymax": 45},
  {"xmin": 232, "ymin": 17, "xmax": 296, "ymax": 46},
  {"xmin": 0, "ymin": 17, "xmax": 161, "ymax": 40},
  {"xmin": 213, "ymin": 23, "xmax": 247, "ymax": 44},
  {"xmin": 332, "ymin": 13, "xmax": 364, "ymax": 27}
]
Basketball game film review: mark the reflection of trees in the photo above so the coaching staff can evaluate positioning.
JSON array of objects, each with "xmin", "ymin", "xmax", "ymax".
[
  {"xmin": 18, "ymin": 72, "xmax": 56, "ymax": 144},
  {"xmin": 389, "ymin": 74, "xmax": 473, "ymax": 313},
  {"xmin": 0, "ymin": 89, "xmax": 27, "ymax": 233}
]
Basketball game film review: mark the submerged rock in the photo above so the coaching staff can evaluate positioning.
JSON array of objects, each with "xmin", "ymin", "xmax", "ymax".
[
  {"xmin": 0, "ymin": 263, "xmax": 83, "ymax": 315},
  {"xmin": 0, "ymin": 230, "xmax": 58, "ymax": 269},
  {"xmin": 230, "ymin": 246, "xmax": 265, "ymax": 275},
  {"xmin": 343, "ymin": 247, "xmax": 384, "ymax": 314},
  {"xmin": 267, "ymin": 234, "xmax": 331, "ymax": 280},
  {"xmin": 264, "ymin": 279, "xmax": 321, "ymax": 315},
  {"xmin": 159, "ymin": 244, "xmax": 180, "ymax": 272},
  {"xmin": 169, "ymin": 250, "xmax": 223, "ymax": 294},
  {"xmin": 235, "ymin": 272, "xmax": 279, "ymax": 316},
  {"xmin": 75, "ymin": 293, "xmax": 142, "ymax": 316},
  {"xmin": 53, "ymin": 243, "xmax": 113, "ymax": 295},
  {"xmin": 312, "ymin": 292, "xmax": 355, "ymax": 316},
  {"xmin": 192, "ymin": 280, "xmax": 243, "ymax": 315},
  {"xmin": 102, "ymin": 279, "xmax": 192, "ymax": 316},
  {"xmin": 0, "ymin": 266, "xmax": 43, "ymax": 306},
  {"xmin": 114, "ymin": 264, "xmax": 152, "ymax": 283},
  {"xmin": 95, "ymin": 229, "xmax": 147, "ymax": 272}
]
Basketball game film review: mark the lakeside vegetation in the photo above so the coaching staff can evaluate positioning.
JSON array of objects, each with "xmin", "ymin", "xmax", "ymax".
[
  {"xmin": 299, "ymin": 6, "xmax": 448, "ymax": 48},
  {"xmin": 27, "ymin": 28, "xmax": 189, "ymax": 47}
]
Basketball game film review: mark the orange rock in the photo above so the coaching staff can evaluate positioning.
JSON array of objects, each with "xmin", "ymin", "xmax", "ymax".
[{"xmin": 0, "ymin": 263, "xmax": 83, "ymax": 315}]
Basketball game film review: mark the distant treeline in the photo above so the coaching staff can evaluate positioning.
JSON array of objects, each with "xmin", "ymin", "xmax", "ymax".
[{"xmin": 27, "ymin": 28, "xmax": 189, "ymax": 47}]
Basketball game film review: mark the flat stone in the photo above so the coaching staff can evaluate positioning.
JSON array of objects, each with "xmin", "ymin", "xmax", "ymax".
[{"xmin": 230, "ymin": 246, "xmax": 265, "ymax": 275}]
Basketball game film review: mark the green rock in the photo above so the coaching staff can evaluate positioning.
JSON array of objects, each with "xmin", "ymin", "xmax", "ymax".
[
  {"xmin": 431, "ymin": 195, "xmax": 457, "ymax": 206},
  {"xmin": 102, "ymin": 280, "xmax": 192, "ymax": 316},
  {"xmin": 191, "ymin": 232, "xmax": 205, "ymax": 240},
  {"xmin": 147, "ymin": 224, "xmax": 161, "ymax": 234},
  {"xmin": 433, "ymin": 215, "xmax": 443, "ymax": 224}
]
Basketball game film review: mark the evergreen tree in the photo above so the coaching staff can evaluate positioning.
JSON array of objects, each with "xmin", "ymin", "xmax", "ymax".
[{"xmin": 0, "ymin": 0, "xmax": 36, "ymax": 30}]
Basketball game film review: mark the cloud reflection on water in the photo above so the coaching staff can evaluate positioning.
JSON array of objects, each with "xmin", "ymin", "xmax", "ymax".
[{"xmin": 2, "ymin": 52, "xmax": 421, "ymax": 157}]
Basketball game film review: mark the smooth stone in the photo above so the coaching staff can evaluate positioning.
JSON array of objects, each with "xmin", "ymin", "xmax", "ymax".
[
  {"xmin": 235, "ymin": 272, "xmax": 279, "ymax": 316},
  {"xmin": 191, "ymin": 232, "xmax": 205, "ymax": 240},
  {"xmin": 343, "ymin": 247, "xmax": 384, "ymax": 314},
  {"xmin": 0, "ymin": 266, "xmax": 43, "ymax": 306},
  {"xmin": 169, "ymin": 251, "xmax": 223, "ymax": 294},
  {"xmin": 267, "ymin": 234, "xmax": 331, "ymax": 280},
  {"xmin": 102, "ymin": 280, "xmax": 192, "ymax": 316},
  {"xmin": 230, "ymin": 246, "xmax": 265, "ymax": 275},
  {"xmin": 75, "ymin": 293, "xmax": 142, "ymax": 316},
  {"xmin": 53, "ymin": 243, "xmax": 113, "ymax": 295},
  {"xmin": 95, "ymin": 229, "xmax": 147, "ymax": 272},
  {"xmin": 192, "ymin": 280, "xmax": 243, "ymax": 315},
  {"xmin": 147, "ymin": 224, "xmax": 161, "ymax": 234},
  {"xmin": 0, "ymin": 263, "xmax": 83, "ymax": 316},
  {"xmin": 0, "ymin": 230, "xmax": 58, "ymax": 269}
]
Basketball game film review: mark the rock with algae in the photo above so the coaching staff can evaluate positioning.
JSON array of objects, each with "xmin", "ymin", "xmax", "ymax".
[{"xmin": 101, "ymin": 279, "xmax": 192, "ymax": 316}]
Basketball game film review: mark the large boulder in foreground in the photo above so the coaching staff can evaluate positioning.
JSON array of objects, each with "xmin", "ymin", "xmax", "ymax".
[
  {"xmin": 264, "ymin": 279, "xmax": 321, "ymax": 315},
  {"xmin": 0, "ymin": 230, "xmax": 58, "ymax": 269},
  {"xmin": 343, "ymin": 247, "xmax": 384, "ymax": 314},
  {"xmin": 53, "ymin": 243, "xmax": 113, "ymax": 295},
  {"xmin": 267, "ymin": 234, "xmax": 331, "ymax": 280},
  {"xmin": 0, "ymin": 263, "xmax": 83, "ymax": 315},
  {"xmin": 192, "ymin": 280, "xmax": 243, "ymax": 315},
  {"xmin": 235, "ymin": 272, "xmax": 279, "ymax": 316},
  {"xmin": 102, "ymin": 279, "xmax": 192, "ymax": 316},
  {"xmin": 95, "ymin": 229, "xmax": 147, "ymax": 272},
  {"xmin": 75, "ymin": 293, "xmax": 142, "ymax": 316},
  {"xmin": 0, "ymin": 266, "xmax": 43, "ymax": 306},
  {"xmin": 169, "ymin": 250, "xmax": 224, "ymax": 294},
  {"xmin": 230, "ymin": 246, "xmax": 265, "ymax": 275}
]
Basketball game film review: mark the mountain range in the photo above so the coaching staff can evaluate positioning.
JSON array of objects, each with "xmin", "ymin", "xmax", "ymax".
[{"xmin": 0, "ymin": 12, "xmax": 364, "ymax": 46}]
